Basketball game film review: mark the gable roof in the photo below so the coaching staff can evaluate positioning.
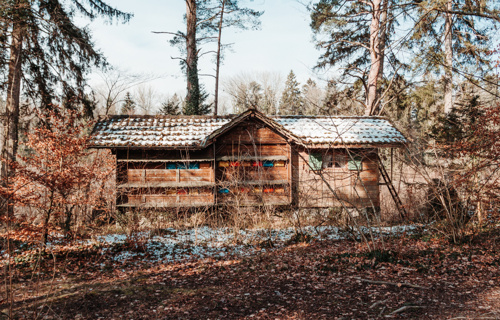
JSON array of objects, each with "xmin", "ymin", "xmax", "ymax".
[
  {"xmin": 90, "ymin": 110, "xmax": 406, "ymax": 149},
  {"xmin": 203, "ymin": 109, "xmax": 300, "ymax": 146}
]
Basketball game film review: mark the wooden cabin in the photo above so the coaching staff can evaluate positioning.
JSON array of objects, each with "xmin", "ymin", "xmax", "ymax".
[{"xmin": 90, "ymin": 109, "xmax": 406, "ymax": 212}]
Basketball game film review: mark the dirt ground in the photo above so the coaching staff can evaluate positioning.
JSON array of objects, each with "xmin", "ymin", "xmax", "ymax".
[{"xmin": 2, "ymin": 229, "xmax": 500, "ymax": 319}]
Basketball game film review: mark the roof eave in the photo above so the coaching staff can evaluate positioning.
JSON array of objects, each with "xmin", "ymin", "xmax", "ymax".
[{"xmin": 297, "ymin": 142, "xmax": 407, "ymax": 149}]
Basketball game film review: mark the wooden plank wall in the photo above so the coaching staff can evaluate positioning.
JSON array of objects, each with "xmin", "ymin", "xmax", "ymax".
[
  {"xmin": 116, "ymin": 149, "xmax": 215, "ymax": 208},
  {"xmin": 215, "ymin": 119, "xmax": 292, "ymax": 206},
  {"xmin": 293, "ymin": 148, "xmax": 380, "ymax": 209},
  {"xmin": 114, "ymin": 121, "xmax": 381, "ymax": 211}
]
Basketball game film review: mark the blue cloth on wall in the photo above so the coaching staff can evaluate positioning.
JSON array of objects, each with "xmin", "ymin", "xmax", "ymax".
[
  {"xmin": 166, "ymin": 163, "xmax": 176, "ymax": 169},
  {"xmin": 263, "ymin": 160, "xmax": 274, "ymax": 167},
  {"xmin": 177, "ymin": 162, "xmax": 200, "ymax": 169}
]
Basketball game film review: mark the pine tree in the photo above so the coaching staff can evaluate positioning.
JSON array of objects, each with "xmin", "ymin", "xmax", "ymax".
[
  {"xmin": 166, "ymin": 0, "xmax": 211, "ymax": 116},
  {"xmin": 322, "ymin": 80, "xmax": 364, "ymax": 115},
  {"xmin": 120, "ymin": 92, "xmax": 136, "ymax": 115},
  {"xmin": 310, "ymin": 0, "xmax": 397, "ymax": 115},
  {"xmin": 159, "ymin": 94, "xmax": 181, "ymax": 115},
  {"xmin": 182, "ymin": 66, "xmax": 212, "ymax": 116},
  {"xmin": 407, "ymin": 0, "xmax": 500, "ymax": 114},
  {"xmin": 279, "ymin": 71, "xmax": 303, "ymax": 115},
  {"xmin": 198, "ymin": 0, "xmax": 263, "ymax": 114},
  {"xmin": 302, "ymin": 78, "xmax": 324, "ymax": 115},
  {"xmin": 162, "ymin": 0, "xmax": 262, "ymax": 115},
  {"xmin": 0, "ymin": 0, "xmax": 131, "ymax": 216}
]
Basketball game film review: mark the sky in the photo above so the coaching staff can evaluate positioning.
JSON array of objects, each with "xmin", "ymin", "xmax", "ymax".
[{"xmin": 85, "ymin": 0, "xmax": 332, "ymax": 111}]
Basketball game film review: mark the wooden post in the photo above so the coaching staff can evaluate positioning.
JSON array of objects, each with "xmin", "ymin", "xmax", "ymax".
[
  {"xmin": 288, "ymin": 143, "xmax": 292, "ymax": 205},
  {"xmin": 213, "ymin": 142, "xmax": 217, "ymax": 206},
  {"xmin": 390, "ymin": 148, "xmax": 394, "ymax": 182}
]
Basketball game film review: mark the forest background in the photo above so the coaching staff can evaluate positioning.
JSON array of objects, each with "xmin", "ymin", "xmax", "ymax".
[{"xmin": 0, "ymin": 0, "xmax": 499, "ymax": 318}]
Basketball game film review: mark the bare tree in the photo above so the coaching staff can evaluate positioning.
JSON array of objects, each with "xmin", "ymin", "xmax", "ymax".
[
  {"xmin": 223, "ymin": 71, "xmax": 283, "ymax": 114},
  {"xmin": 154, "ymin": 0, "xmax": 262, "ymax": 115},
  {"xmin": 135, "ymin": 85, "xmax": 161, "ymax": 115},
  {"xmin": 93, "ymin": 68, "xmax": 158, "ymax": 116},
  {"xmin": 202, "ymin": 0, "xmax": 263, "ymax": 115}
]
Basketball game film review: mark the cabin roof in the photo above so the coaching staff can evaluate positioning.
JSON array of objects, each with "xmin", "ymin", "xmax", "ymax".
[
  {"xmin": 273, "ymin": 116, "xmax": 405, "ymax": 145},
  {"xmin": 90, "ymin": 110, "xmax": 406, "ymax": 149}
]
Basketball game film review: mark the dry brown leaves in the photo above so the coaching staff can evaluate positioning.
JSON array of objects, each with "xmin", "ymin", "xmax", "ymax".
[{"xmin": 3, "ymin": 229, "xmax": 500, "ymax": 319}]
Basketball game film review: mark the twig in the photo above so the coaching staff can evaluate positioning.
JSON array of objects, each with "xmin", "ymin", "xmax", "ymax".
[
  {"xmin": 378, "ymin": 306, "xmax": 387, "ymax": 317},
  {"xmin": 370, "ymin": 299, "xmax": 388, "ymax": 309},
  {"xmin": 450, "ymin": 316, "xmax": 500, "ymax": 320},
  {"xmin": 355, "ymin": 277, "xmax": 430, "ymax": 289},
  {"xmin": 390, "ymin": 305, "xmax": 424, "ymax": 315}
]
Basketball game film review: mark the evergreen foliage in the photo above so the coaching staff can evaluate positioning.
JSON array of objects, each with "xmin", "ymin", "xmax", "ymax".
[
  {"xmin": 408, "ymin": 0, "xmax": 500, "ymax": 75},
  {"xmin": 310, "ymin": 0, "xmax": 373, "ymax": 72},
  {"xmin": 309, "ymin": 0, "xmax": 403, "ymax": 115},
  {"xmin": 197, "ymin": 0, "xmax": 263, "ymax": 35},
  {"xmin": 322, "ymin": 80, "xmax": 364, "ymax": 115},
  {"xmin": 431, "ymin": 93, "xmax": 484, "ymax": 145},
  {"xmin": 0, "ymin": 0, "xmax": 132, "ymax": 116},
  {"xmin": 168, "ymin": 0, "xmax": 262, "ymax": 115},
  {"xmin": 279, "ymin": 70, "xmax": 303, "ymax": 115},
  {"xmin": 120, "ymin": 92, "xmax": 136, "ymax": 115},
  {"xmin": 159, "ymin": 94, "xmax": 181, "ymax": 115},
  {"xmin": 183, "ymin": 55, "xmax": 211, "ymax": 115}
]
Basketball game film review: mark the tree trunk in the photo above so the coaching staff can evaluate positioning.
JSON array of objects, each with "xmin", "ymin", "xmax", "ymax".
[
  {"xmin": 185, "ymin": 0, "xmax": 198, "ymax": 109},
  {"xmin": 214, "ymin": 0, "xmax": 226, "ymax": 116},
  {"xmin": 444, "ymin": 0, "xmax": 453, "ymax": 114},
  {"xmin": 42, "ymin": 192, "xmax": 55, "ymax": 246},
  {"xmin": 64, "ymin": 206, "xmax": 73, "ymax": 236},
  {"xmin": 378, "ymin": 0, "xmax": 389, "ymax": 86},
  {"xmin": 365, "ymin": 0, "xmax": 382, "ymax": 116},
  {"xmin": 1, "ymin": 16, "xmax": 23, "ymax": 217}
]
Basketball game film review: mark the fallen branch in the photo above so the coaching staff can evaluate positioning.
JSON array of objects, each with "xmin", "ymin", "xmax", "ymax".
[
  {"xmin": 390, "ymin": 305, "xmax": 424, "ymax": 315},
  {"xmin": 354, "ymin": 277, "xmax": 430, "ymax": 290},
  {"xmin": 450, "ymin": 317, "xmax": 500, "ymax": 320}
]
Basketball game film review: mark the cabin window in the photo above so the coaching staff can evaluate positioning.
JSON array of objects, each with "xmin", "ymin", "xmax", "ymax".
[
  {"xmin": 322, "ymin": 154, "xmax": 333, "ymax": 169},
  {"xmin": 347, "ymin": 156, "xmax": 363, "ymax": 171},
  {"xmin": 309, "ymin": 153, "xmax": 323, "ymax": 170},
  {"xmin": 334, "ymin": 154, "xmax": 346, "ymax": 168}
]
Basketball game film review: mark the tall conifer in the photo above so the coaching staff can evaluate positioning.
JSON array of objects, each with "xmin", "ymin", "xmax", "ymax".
[{"xmin": 279, "ymin": 70, "xmax": 304, "ymax": 115}]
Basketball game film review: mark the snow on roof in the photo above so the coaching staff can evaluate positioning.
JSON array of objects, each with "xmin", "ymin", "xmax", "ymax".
[
  {"xmin": 273, "ymin": 116, "xmax": 406, "ymax": 145},
  {"xmin": 90, "ymin": 113, "xmax": 406, "ymax": 148},
  {"xmin": 91, "ymin": 116, "xmax": 232, "ymax": 148}
]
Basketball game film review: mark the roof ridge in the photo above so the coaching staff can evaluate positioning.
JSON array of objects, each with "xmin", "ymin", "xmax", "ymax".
[
  {"xmin": 97, "ymin": 114, "xmax": 390, "ymax": 119},
  {"xmin": 97, "ymin": 114, "xmax": 237, "ymax": 121},
  {"xmin": 271, "ymin": 115, "xmax": 389, "ymax": 119}
]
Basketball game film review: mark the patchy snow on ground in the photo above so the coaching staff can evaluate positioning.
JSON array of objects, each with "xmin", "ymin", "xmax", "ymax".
[
  {"xmin": 0, "ymin": 224, "xmax": 423, "ymax": 267},
  {"xmin": 90, "ymin": 225, "xmax": 421, "ymax": 265}
]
